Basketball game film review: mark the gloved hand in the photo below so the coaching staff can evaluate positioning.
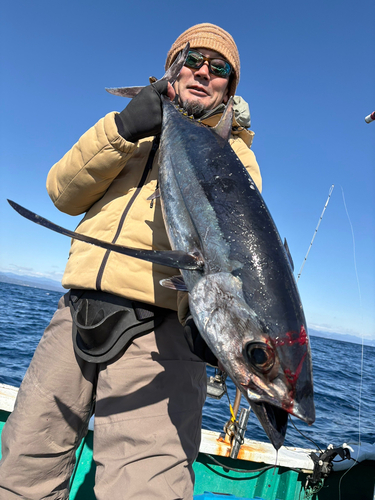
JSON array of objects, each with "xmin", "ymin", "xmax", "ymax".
[
  {"xmin": 184, "ymin": 314, "xmax": 218, "ymax": 366},
  {"xmin": 115, "ymin": 80, "xmax": 169, "ymax": 142}
]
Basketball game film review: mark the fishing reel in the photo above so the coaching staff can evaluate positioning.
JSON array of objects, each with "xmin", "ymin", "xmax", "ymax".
[{"xmin": 305, "ymin": 444, "xmax": 352, "ymax": 489}]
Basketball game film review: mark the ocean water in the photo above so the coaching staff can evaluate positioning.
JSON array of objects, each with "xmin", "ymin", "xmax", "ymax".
[{"xmin": 0, "ymin": 281, "xmax": 374, "ymax": 450}]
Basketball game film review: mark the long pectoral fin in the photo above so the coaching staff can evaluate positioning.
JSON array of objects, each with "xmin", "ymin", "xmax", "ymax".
[{"xmin": 7, "ymin": 200, "xmax": 204, "ymax": 271}]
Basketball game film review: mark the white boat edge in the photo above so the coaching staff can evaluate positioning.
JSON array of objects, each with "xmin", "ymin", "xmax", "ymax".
[
  {"xmin": 2, "ymin": 383, "xmax": 373, "ymax": 472},
  {"xmin": 0, "ymin": 383, "xmax": 18, "ymax": 413}
]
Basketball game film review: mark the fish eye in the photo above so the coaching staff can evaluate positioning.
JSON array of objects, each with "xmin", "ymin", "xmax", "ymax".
[{"xmin": 245, "ymin": 342, "xmax": 275, "ymax": 374}]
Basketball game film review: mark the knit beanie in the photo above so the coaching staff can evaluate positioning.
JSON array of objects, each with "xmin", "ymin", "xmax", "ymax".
[{"xmin": 165, "ymin": 23, "xmax": 240, "ymax": 98}]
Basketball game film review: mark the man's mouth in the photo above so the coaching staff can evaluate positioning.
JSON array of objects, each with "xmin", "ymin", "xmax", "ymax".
[{"xmin": 188, "ymin": 86, "xmax": 209, "ymax": 97}]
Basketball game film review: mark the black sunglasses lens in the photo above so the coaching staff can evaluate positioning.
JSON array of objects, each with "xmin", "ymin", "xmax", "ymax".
[
  {"xmin": 185, "ymin": 52, "xmax": 203, "ymax": 68},
  {"xmin": 185, "ymin": 50, "xmax": 231, "ymax": 78},
  {"xmin": 210, "ymin": 60, "xmax": 231, "ymax": 77}
]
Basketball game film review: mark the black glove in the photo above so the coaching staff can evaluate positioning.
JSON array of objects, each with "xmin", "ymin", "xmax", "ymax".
[
  {"xmin": 115, "ymin": 80, "xmax": 169, "ymax": 142},
  {"xmin": 184, "ymin": 315, "xmax": 218, "ymax": 366}
]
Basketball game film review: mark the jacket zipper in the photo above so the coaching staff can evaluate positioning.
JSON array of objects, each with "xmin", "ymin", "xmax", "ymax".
[{"xmin": 95, "ymin": 136, "xmax": 160, "ymax": 291}]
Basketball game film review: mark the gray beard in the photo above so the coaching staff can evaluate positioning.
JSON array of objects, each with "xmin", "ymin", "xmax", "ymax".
[{"xmin": 181, "ymin": 99, "xmax": 207, "ymax": 119}]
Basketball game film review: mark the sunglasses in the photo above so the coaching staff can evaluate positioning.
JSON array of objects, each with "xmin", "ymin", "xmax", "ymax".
[{"xmin": 184, "ymin": 49, "xmax": 232, "ymax": 79}]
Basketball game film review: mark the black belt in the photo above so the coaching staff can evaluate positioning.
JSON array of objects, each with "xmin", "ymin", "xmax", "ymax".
[{"xmin": 69, "ymin": 289, "xmax": 168, "ymax": 363}]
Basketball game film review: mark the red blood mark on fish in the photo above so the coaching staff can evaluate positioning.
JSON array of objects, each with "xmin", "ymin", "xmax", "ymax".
[
  {"xmin": 272, "ymin": 325, "xmax": 308, "ymax": 347},
  {"xmin": 284, "ymin": 351, "xmax": 307, "ymax": 386},
  {"xmin": 278, "ymin": 326, "xmax": 308, "ymax": 387},
  {"xmin": 282, "ymin": 350, "xmax": 308, "ymax": 413},
  {"xmin": 267, "ymin": 325, "xmax": 309, "ymax": 413}
]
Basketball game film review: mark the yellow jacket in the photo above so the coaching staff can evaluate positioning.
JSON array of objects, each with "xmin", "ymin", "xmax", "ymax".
[{"xmin": 47, "ymin": 110, "xmax": 262, "ymax": 311}]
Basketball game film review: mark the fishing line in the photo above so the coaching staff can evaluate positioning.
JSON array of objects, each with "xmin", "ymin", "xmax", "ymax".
[
  {"xmin": 340, "ymin": 186, "xmax": 364, "ymax": 444},
  {"xmin": 288, "ymin": 416, "xmax": 323, "ymax": 452},
  {"xmin": 340, "ymin": 187, "xmax": 363, "ymax": 315},
  {"xmin": 337, "ymin": 186, "xmax": 365, "ymax": 499}
]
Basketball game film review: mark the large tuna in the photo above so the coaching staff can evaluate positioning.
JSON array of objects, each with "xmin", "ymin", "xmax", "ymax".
[{"xmin": 156, "ymin": 96, "xmax": 315, "ymax": 449}]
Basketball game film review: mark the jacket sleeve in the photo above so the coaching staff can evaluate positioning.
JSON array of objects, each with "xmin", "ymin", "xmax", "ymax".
[
  {"xmin": 229, "ymin": 136, "xmax": 262, "ymax": 193},
  {"xmin": 46, "ymin": 112, "xmax": 137, "ymax": 216}
]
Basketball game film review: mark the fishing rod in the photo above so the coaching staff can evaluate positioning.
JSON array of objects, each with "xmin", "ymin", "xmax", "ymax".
[
  {"xmin": 297, "ymin": 185, "xmax": 334, "ymax": 282},
  {"xmin": 298, "ymin": 108, "xmax": 372, "ymax": 279}
]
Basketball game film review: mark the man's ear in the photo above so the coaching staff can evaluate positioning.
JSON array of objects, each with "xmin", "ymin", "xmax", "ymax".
[{"xmin": 222, "ymin": 86, "xmax": 229, "ymax": 104}]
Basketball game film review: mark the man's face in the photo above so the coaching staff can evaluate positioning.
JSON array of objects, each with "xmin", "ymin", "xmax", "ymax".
[{"xmin": 173, "ymin": 48, "xmax": 230, "ymax": 111}]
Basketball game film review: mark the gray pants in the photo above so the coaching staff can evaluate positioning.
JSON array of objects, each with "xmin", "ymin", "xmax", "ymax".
[{"xmin": 0, "ymin": 294, "xmax": 206, "ymax": 499}]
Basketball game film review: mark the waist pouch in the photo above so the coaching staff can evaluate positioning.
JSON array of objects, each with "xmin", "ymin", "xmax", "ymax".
[{"xmin": 69, "ymin": 289, "xmax": 167, "ymax": 363}]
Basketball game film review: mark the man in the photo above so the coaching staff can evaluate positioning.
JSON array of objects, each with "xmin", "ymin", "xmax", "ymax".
[{"xmin": 0, "ymin": 23, "xmax": 261, "ymax": 499}]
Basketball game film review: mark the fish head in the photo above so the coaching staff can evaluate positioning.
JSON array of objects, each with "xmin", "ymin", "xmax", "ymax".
[
  {"xmin": 243, "ymin": 319, "xmax": 315, "ymax": 449},
  {"xmin": 189, "ymin": 271, "xmax": 315, "ymax": 449}
]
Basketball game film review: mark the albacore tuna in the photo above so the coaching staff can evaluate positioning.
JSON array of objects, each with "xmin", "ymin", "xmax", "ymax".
[
  {"xmin": 8, "ymin": 44, "xmax": 315, "ymax": 449},
  {"xmin": 156, "ymin": 95, "xmax": 315, "ymax": 449}
]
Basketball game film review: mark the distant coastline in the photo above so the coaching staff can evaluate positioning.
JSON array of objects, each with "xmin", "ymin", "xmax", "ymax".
[
  {"xmin": 1, "ymin": 272, "xmax": 374, "ymax": 347},
  {"xmin": 308, "ymin": 328, "xmax": 374, "ymax": 348},
  {"xmin": 0, "ymin": 271, "xmax": 65, "ymax": 293}
]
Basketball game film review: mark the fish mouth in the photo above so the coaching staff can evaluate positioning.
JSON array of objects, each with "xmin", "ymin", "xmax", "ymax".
[
  {"xmin": 246, "ymin": 385, "xmax": 315, "ymax": 450},
  {"xmin": 250, "ymin": 401, "xmax": 289, "ymax": 450}
]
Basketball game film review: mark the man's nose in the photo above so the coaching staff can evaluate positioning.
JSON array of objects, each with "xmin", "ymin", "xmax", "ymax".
[{"xmin": 195, "ymin": 61, "xmax": 210, "ymax": 79}]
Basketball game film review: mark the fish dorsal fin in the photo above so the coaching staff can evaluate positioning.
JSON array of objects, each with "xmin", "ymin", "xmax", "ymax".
[
  {"xmin": 106, "ymin": 43, "xmax": 190, "ymax": 98},
  {"xmin": 283, "ymin": 238, "xmax": 294, "ymax": 271},
  {"xmin": 159, "ymin": 275, "xmax": 188, "ymax": 292},
  {"xmin": 211, "ymin": 97, "xmax": 234, "ymax": 142}
]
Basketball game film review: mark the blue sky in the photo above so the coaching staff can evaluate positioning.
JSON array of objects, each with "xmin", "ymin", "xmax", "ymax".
[{"xmin": 1, "ymin": 0, "xmax": 374, "ymax": 342}]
